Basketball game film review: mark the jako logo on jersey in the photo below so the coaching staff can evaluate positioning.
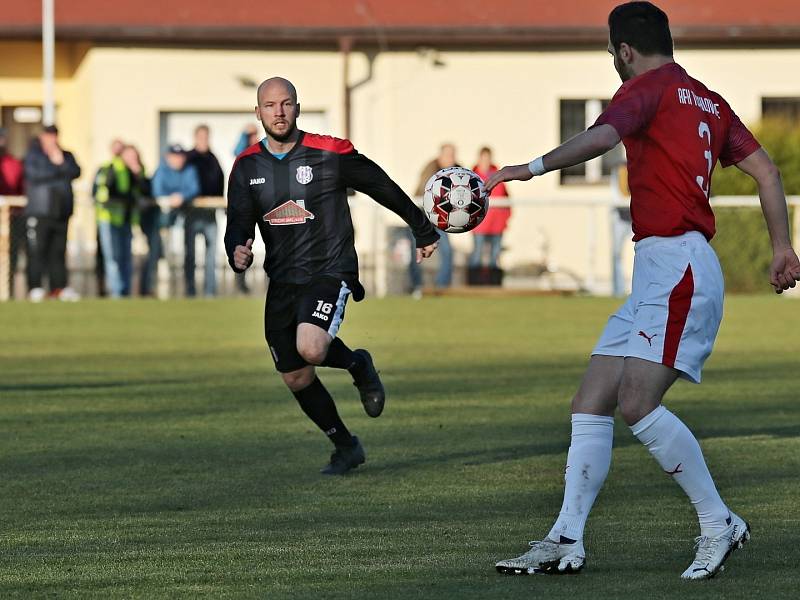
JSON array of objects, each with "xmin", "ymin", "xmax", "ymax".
[
  {"xmin": 312, "ymin": 311, "xmax": 329, "ymax": 321},
  {"xmin": 296, "ymin": 165, "xmax": 313, "ymax": 185},
  {"xmin": 263, "ymin": 200, "xmax": 315, "ymax": 225},
  {"xmin": 249, "ymin": 177, "xmax": 266, "ymax": 185}
]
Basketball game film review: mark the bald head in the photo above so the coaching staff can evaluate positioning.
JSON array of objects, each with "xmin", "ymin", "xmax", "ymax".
[
  {"xmin": 255, "ymin": 77, "xmax": 301, "ymax": 144},
  {"xmin": 257, "ymin": 77, "xmax": 298, "ymax": 105}
]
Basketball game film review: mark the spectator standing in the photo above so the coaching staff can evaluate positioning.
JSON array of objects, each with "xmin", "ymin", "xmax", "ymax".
[
  {"xmin": 410, "ymin": 143, "xmax": 455, "ymax": 296},
  {"xmin": 0, "ymin": 127, "xmax": 25, "ymax": 298},
  {"xmin": 469, "ymin": 146, "xmax": 511, "ymax": 270},
  {"xmin": 152, "ymin": 144, "xmax": 200, "ymax": 297},
  {"xmin": 120, "ymin": 145, "xmax": 155, "ymax": 297},
  {"xmin": 93, "ymin": 139, "xmax": 135, "ymax": 297},
  {"xmin": 23, "ymin": 125, "xmax": 81, "ymax": 302},
  {"xmin": 185, "ymin": 124, "xmax": 224, "ymax": 297}
]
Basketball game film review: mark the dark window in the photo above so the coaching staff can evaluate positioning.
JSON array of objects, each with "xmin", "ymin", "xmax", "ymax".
[
  {"xmin": 762, "ymin": 98, "xmax": 800, "ymax": 122},
  {"xmin": 559, "ymin": 99, "xmax": 622, "ymax": 185}
]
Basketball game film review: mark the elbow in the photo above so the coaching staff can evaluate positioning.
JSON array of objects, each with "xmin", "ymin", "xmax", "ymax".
[
  {"xmin": 756, "ymin": 160, "xmax": 781, "ymax": 187},
  {"xmin": 766, "ymin": 162, "xmax": 781, "ymax": 181}
]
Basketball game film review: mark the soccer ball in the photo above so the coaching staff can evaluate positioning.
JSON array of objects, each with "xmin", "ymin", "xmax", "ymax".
[{"xmin": 422, "ymin": 166, "xmax": 488, "ymax": 233}]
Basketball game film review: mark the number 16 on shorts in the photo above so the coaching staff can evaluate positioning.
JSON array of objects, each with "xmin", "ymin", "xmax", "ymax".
[{"xmin": 312, "ymin": 300, "xmax": 333, "ymax": 322}]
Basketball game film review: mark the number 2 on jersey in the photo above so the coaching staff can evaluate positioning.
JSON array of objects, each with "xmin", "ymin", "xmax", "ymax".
[{"xmin": 696, "ymin": 121, "xmax": 712, "ymax": 198}]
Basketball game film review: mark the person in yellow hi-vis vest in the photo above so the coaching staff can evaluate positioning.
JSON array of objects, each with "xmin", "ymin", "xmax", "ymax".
[{"xmin": 93, "ymin": 139, "xmax": 137, "ymax": 298}]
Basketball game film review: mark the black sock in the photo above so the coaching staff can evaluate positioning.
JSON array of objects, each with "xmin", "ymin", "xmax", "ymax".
[
  {"xmin": 292, "ymin": 377, "xmax": 354, "ymax": 447},
  {"xmin": 321, "ymin": 337, "xmax": 357, "ymax": 370}
]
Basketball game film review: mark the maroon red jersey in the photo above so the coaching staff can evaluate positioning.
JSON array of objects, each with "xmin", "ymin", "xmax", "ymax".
[{"xmin": 595, "ymin": 63, "xmax": 760, "ymax": 241}]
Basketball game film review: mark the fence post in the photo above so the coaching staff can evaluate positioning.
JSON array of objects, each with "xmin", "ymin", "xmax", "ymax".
[{"xmin": 0, "ymin": 199, "xmax": 10, "ymax": 301}]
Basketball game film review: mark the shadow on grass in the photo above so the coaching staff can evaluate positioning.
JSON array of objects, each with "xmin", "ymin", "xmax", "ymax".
[{"xmin": 0, "ymin": 379, "xmax": 186, "ymax": 393}]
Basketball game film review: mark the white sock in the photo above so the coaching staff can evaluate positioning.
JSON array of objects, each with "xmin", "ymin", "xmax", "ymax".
[
  {"xmin": 631, "ymin": 405, "xmax": 730, "ymax": 537},
  {"xmin": 547, "ymin": 413, "xmax": 614, "ymax": 542}
]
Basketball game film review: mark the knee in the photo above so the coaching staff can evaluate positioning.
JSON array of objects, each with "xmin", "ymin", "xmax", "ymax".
[
  {"xmin": 571, "ymin": 390, "xmax": 616, "ymax": 417},
  {"xmin": 282, "ymin": 367, "xmax": 315, "ymax": 391},
  {"xmin": 617, "ymin": 377, "xmax": 654, "ymax": 426},
  {"xmin": 297, "ymin": 340, "xmax": 327, "ymax": 366}
]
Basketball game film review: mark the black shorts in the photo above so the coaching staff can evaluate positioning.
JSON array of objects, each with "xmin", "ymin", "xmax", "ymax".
[{"xmin": 265, "ymin": 277, "xmax": 354, "ymax": 373}]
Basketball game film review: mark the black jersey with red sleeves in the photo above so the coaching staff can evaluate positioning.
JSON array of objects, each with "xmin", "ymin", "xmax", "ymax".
[{"xmin": 224, "ymin": 131, "xmax": 438, "ymax": 287}]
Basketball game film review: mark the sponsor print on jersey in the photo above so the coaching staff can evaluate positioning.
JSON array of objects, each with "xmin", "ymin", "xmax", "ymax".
[
  {"xmin": 676, "ymin": 87, "xmax": 720, "ymax": 119},
  {"xmin": 249, "ymin": 177, "xmax": 266, "ymax": 186},
  {"xmin": 296, "ymin": 165, "xmax": 313, "ymax": 185},
  {"xmin": 263, "ymin": 200, "xmax": 315, "ymax": 225}
]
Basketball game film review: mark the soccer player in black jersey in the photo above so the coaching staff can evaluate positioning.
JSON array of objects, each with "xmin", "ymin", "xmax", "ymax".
[{"xmin": 225, "ymin": 77, "xmax": 439, "ymax": 475}]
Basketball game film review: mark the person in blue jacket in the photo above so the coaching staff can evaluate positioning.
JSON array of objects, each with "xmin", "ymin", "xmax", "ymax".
[{"xmin": 152, "ymin": 144, "xmax": 201, "ymax": 297}]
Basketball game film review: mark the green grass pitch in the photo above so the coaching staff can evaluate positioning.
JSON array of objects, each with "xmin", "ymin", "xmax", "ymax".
[{"xmin": 1, "ymin": 295, "xmax": 798, "ymax": 599}]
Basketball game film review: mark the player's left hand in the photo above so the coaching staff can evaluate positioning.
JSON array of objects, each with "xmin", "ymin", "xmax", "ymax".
[
  {"xmin": 769, "ymin": 247, "xmax": 800, "ymax": 293},
  {"xmin": 416, "ymin": 242, "xmax": 438, "ymax": 263},
  {"xmin": 484, "ymin": 164, "xmax": 533, "ymax": 192}
]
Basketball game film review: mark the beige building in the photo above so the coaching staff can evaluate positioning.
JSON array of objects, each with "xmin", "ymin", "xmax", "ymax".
[{"xmin": 2, "ymin": 1, "xmax": 799, "ymax": 296}]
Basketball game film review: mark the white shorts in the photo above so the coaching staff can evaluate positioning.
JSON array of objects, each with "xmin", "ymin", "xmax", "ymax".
[{"xmin": 592, "ymin": 231, "xmax": 724, "ymax": 383}]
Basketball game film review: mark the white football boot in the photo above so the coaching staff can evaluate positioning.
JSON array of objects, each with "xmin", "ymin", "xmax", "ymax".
[
  {"xmin": 495, "ymin": 539, "xmax": 586, "ymax": 575},
  {"xmin": 681, "ymin": 513, "xmax": 750, "ymax": 580}
]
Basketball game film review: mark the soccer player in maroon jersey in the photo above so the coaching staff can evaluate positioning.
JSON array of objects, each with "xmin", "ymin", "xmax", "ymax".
[
  {"xmin": 488, "ymin": 1, "xmax": 800, "ymax": 580},
  {"xmin": 226, "ymin": 77, "xmax": 439, "ymax": 475}
]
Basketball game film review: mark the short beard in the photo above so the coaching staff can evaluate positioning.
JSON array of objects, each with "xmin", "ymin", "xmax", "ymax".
[
  {"xmin": 613, "ymin": 54, "xmax": 633, "ymax": 82},
  {"xmin": 263, "ymin": 120, "xmax": 297, "ymax": 143}
]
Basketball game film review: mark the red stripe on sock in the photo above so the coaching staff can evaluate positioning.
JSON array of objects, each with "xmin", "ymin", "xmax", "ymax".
[{"xmin": 662, "ymin": 264, "xmax": 694, "ymax": 368}]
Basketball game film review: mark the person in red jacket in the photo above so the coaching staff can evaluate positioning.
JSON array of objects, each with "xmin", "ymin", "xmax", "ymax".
[
  {"xmin": 0, "ymin": 127, "xmax": 25, "ymax": 298},
  {"xmin": 469, "ymin": 146, "xmax": 510, "ymax": 269}
]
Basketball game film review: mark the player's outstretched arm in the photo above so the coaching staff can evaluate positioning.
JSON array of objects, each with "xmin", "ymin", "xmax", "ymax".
[
  {"xmin": 485, "ymin": 124, "xmax": 620, "ymax": 192},
  {"xmin": 340, "ymin": 151, "xmax": 440, "ymax": 257},
  {"xmin": 734, "ymin": 148, "xmax": 800, "ymax": 293}
]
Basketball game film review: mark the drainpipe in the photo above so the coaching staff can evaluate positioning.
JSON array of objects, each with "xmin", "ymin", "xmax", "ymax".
[{"xmin": 42, "ymin": 0, "xmax": 55, "ymax": 125}]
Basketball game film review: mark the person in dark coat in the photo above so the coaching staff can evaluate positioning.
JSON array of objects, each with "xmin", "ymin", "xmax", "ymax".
[{"xmin": 23, "ymin": 125, "xmax": 81, "ymax": 301}]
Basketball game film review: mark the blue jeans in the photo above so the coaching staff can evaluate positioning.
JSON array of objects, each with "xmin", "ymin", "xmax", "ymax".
[
  {"xmin": 184, "ymin": 211, "xmax": 218, "ymax": 297},
  {"xmin": 97, "ymin": 221, "xmax": 132, "ymax": 298},
  {"xmin": 409, "ymin": 229, "xmax": 452, "ymax": 289},
  {"xmin": 139, "ymin": 207, "xmax": 162, "ymax": 296},
  {"xmin": 469, "ymin": 234, "xmax": 503, "ymax": 269}
]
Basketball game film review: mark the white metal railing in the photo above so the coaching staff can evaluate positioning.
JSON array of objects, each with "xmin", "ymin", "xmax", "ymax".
[{"xmin": 2, "ymin": 193, "xmax": 799, "ymax": 300}]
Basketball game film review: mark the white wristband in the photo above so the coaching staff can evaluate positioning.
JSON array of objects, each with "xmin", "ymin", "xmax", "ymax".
[{"xmin": 528, "ymin": 156, "xmax": 546, "ymax": 177}]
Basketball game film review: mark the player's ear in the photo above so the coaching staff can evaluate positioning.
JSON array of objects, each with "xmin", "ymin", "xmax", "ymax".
[
  {"xmin": 619, "ymin": 42, "xmax": 634, "ymax": 64},
  {"xmin": 255, "ymin": 106, "xmax": 261, "ymax": 119},
  {"xmin": 296, "ymin": 102, "xmax": 301, "ymax": 118}
]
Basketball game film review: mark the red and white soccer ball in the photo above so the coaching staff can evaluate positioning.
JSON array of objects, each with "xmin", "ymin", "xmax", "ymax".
[{"xmin": 422, "ymin": 166, "xmax": 488, "ymax": 233}]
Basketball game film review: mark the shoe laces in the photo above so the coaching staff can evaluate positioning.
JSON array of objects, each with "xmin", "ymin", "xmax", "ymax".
[
  {"xmin": 692, "ymin": 535, "xmax": 720, "ymax": 563},
  {"xmin": 527, "ymin": 540, "xmax": 554, "ymax": 550}
]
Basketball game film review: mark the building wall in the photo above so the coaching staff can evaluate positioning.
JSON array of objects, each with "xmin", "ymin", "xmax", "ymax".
[{"xmin": 2, "ymin": 41, "xmax": 799, "ymax": 293}]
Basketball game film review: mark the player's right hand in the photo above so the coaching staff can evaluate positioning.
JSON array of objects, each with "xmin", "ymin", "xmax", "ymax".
[
  {"xmin": 416, "ymin": 242, "xmax": 438, "ymax": 263},
  {"xmin": 234, "ymin": 238, "xmax": 254, "ymax": 271},
  {"xmin": 484, "ymin": 164, "xmax": 533, "ymax": 192},
  {"xmin": 769, "ymin": 247, "xmax": 800, "ymax": 293}
]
